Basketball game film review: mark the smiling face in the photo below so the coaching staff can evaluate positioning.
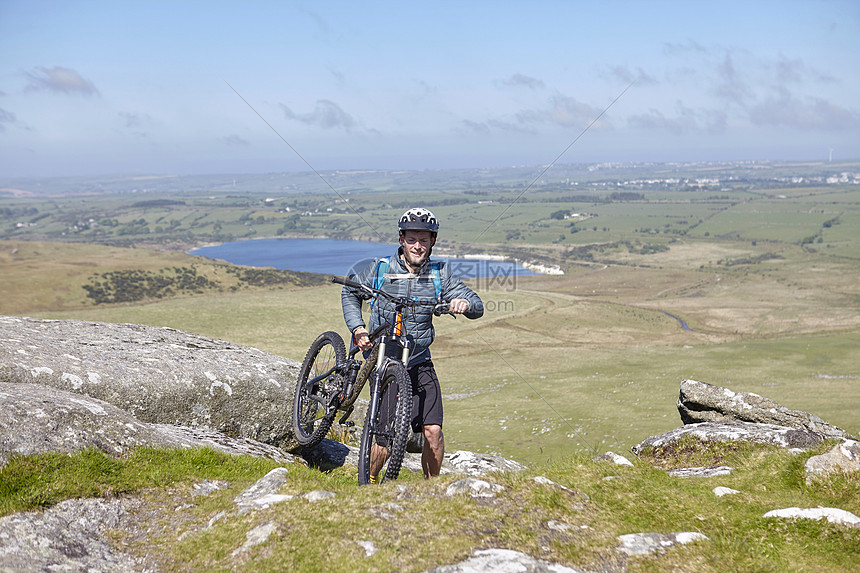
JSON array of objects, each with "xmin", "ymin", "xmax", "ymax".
[{"xmin": 399, "ymin": 230, "xmax": 436, "ymax": 269}]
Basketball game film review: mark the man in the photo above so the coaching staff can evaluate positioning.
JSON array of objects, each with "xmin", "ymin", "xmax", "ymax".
[{"xmin": 341, "ymin": 208, "xmax": 484, "ymax": 480}]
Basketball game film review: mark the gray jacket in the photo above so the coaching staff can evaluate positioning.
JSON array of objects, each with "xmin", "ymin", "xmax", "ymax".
[{"xmin": 341, "ymin": 247, "xmax": 484, "ymax": 365}]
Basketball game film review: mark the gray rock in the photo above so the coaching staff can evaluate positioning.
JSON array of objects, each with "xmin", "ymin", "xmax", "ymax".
[
  {"xmin": 713, "ymin": 486, "xmax": 741, "ymax": 497},
  {"xmin": 445, "ymin": 478, "xmax": 504, "ymax": 498},
  {"xmin": 632, "ymin": 421, "xmax": 824, "ymax": 455},
  {"xmin": 300, "ymin": 441, "xmax": 526, "ymax": 478},
  {"xmin": 152, "ymin": 423, "xmax": 296, "ymax": 464},
  {"xmin": 547, "ymin": 520, "xmax": 577, "ymax": 532},
  {"xmin": 668, "ymin": 466, "xmax": 733, "ymax": 478},
  {"xmin": 232, "ymin": 521, "xmax": 278, "ymax": 556},
  {"xmin": 302, "ymin": 490, "xmax": 337, "ymax": 502},
  {"xmin": 0, "ymin": 316, "xmax": 301, "ymax": 447},
  {"xmin": 594, "ymin": 451, "xmax": 634, "ymax": 466},
  {"xmin": 678, "ymin": 379, "xmax": 851, "ymax": 440},
  {"xmin": 427, "ymin": 548, "xmax": 584, "ymax": 572},
  {"xmin": 616, "ymin": 531, "xmax": 709, "ymax": 556},
  {"xmin": 192, "ymin": 480, "xmax": 230, "ymax": 497},
  {"xmin": 300, "ymin": 438, "xmax": 360, "ymax": 470},
  {"xmin": 357, "ymin": 540, "xmax": 377, "ymax": 557},
  {"xmin": 533, "ymin": 476, "xmax": 574, "ymax": 493},
  {"xmin": 0, "ymin": 497, "xmax": 143, "ymax": 572},
  {"xmin": 233, "ymin": 467, "xmax": 293, "ymax": 513},
  {"xmin": 805, "ymin": 439, "xmax": 860, "ymax": 484},
  {"xmin": 763, "ymin": 507, "xmax": 860, "ymax": 528},
  {"xmin": 446, "ymin": 450, "xmax": 527, "ymax": 476},
  {"xmin": 0, "ymin": 382, "xmax": 296, "ymax": 466},
  {"xmin": 301, "ymin": 438, "xmax": 450, "ymax": 477}
]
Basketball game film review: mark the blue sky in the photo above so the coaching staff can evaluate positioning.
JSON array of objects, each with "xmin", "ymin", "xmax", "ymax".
[{"xmin": 1, "ymin": 0, "xmax": 858, "ymax": 178}]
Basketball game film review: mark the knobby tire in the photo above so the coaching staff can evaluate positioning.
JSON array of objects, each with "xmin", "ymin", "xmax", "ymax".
[
  {"xmin": 292, "ymin": 331, "xmax": 346, "ymax": 447},
  {"xmin": 357, "ymin": 360, "xmax": 411, "ymax": 485}
]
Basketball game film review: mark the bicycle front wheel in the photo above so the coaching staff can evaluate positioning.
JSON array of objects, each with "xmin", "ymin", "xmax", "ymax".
[
  {"xmin": 357, "ymin": 360, "xmax": 411, "ymax": 485},
  {"xmin": 292, "ymin": 331, "xmax": 346, "ymax": 447}
]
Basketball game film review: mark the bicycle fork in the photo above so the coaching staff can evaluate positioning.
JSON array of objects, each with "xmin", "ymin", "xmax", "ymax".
[{"xmin": 336, "ymin": 361, "xmax": 361, "ymax": 425}]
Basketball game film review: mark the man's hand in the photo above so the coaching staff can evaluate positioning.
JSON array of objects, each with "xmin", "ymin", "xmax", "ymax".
[
  {"xmin": 448, "ymin": 298, "xmax": 470, "ymax": 315},
  {"xmin": 353, "ymin": 327, "xmax": 373, "ymax": 351}
]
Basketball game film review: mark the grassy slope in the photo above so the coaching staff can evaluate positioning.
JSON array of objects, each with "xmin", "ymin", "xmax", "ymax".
[
  {"xmin": 2, "ymin": 182, "xmax": 859, "ymax": 570},
  {"xmin": 5, "ymin": 238, "xmax": 857, "ymax": 465},
  {"xmin": 1, "ymin": 444, "xmax": 857, "ymax": 572}
]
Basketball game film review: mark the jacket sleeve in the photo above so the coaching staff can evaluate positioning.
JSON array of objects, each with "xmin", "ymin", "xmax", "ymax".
[
  {"xmin": 440, "ymin": 262, "xmax": 484, "ymax": 320},
  {"xmin": 341, "ymin": 259, "xmax": 377, "ymax": 334}
]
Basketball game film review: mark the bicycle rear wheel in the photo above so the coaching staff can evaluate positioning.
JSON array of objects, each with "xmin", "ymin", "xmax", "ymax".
[
  {"xmin": 292, "ymin": 331, "xmax": 346, "ymax": 447},
  {"xmin": 357, "ymin": 360, "xmax": 411, "ymax": 485}
]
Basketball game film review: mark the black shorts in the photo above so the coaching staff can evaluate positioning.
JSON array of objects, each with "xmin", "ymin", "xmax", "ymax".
[
  {"xmin": 408, "ymin": 360, "xmax": 443, "ymax": 432},
  {"xmin": 375, "ymin": 360, "xmax": 442, "ymax": 447}
]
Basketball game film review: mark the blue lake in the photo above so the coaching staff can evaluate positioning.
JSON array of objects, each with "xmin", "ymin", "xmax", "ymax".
[{"xmin": 189, "ymin": 238, "xmax": 536, "ymax": 280}]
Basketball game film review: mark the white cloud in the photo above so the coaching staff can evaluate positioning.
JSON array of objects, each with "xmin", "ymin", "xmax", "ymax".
[
  {"xmin": 628, "ymin": 103, "xmax": 726, "ymax": 135},
  {"xmin": 24, "ymin": 66, "xmax": 99, "ymax": 96},
  {"xmin": 220, "ymin": 134, "xmax": 250, "ymax": 146},
  {"xmin": 0, "ymin": 108, "xmax": 18, "ymax": 132},
  {"xmin": 496, "ymin": 74, "xmax": 545, "ymax": 90},
  {"xmin": 748, "ymin": 88, "xmax": 860, "ymax": 130},
  {"xmin": 605, "ymin": 65, "xmax": 657, "ymax": 86},
  {"xmin": 118, "ymin": 111, "xmax": 154, "ymax": 129},
  {"xmin": 460, "ymin": 118, "xmax": 536, "ymax": 135},
  {"xmin": 280, "ymin": 99, "xmax": 357, "ymax": 130},
  {"xmin": 516, "ymin": 94, "xmax": 608, "ymax": 129}
]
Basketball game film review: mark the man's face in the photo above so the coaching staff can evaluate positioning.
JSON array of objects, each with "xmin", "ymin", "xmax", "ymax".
[{"xmin": 400, "ymin": 230, "xmax": 436, "ymax": 268}]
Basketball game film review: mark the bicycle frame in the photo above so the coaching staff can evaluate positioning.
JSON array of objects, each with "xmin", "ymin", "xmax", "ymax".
[{"xmin": 299, "ymin": 299, "xmax": 414, "ymax": 426}]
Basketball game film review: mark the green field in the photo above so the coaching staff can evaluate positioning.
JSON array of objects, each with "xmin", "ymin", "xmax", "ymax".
[{"xmin": 2, "ymin": 161, "xmax": 859, "ymax": 465}]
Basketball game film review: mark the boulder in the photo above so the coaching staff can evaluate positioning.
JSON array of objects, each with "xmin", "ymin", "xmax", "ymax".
[
  {"xmin": 0, "ymin": 316, "xmax": 300, "ymax": 447},
  {"xmin": 805, "ymin": 439, "xmax": 860, "ymax": 484},
  {"xmin": 0, "ymin": 382, "xmax": 296, "ymax": 466},
  {"xmin": 677, "ymin": 379, "xmax": 851, "ymax": 440},
  {"xmin": 632, "ymin": 421, "xmax": 824, "ymax": 455}
]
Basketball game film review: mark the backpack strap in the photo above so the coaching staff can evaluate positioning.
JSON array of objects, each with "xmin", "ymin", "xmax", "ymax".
[
  {"xmin": 370, "ymin": 257, "xmax": 389, "ymax": 307},
  {"xmin": 429, "ymin": 262, "xmax": 442, "ymax": 301},
  {"xmin": 371, "ymin": 256, "xmax": 442, "ymax": 302},
  {"xmin": 373, "ymin": 257, "xmax": 389, "ymax": 290}
]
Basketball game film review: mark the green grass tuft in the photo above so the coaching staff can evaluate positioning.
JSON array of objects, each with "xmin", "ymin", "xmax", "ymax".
[{"xmin": 0, "ymin": 447, "xmax": 282, "ymax": 517}]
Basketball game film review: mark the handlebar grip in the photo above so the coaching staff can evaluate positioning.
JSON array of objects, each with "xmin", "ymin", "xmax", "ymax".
[
  {"xmin": 433, "ymin": 302, "xmax": 451, "ymax": 316},
  {"xmin": 331, "ymin": 275, "xmax": 362, "ymax": 289}
]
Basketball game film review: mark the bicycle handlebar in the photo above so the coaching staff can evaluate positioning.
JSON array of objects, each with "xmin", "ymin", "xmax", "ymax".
[{"xmin": 331, "ymin": 275, "xmax": 453, "ymax": 316}]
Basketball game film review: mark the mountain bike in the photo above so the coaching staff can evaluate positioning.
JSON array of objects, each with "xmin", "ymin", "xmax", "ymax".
[{"xmin": 291, "ymin": 275, "xmax": 451, "ymax": 484}]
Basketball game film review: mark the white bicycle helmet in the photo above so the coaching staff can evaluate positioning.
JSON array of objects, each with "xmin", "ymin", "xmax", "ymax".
[{"xmin": 398, "ymin": 208, "xmax": 439, "ymax": 234}]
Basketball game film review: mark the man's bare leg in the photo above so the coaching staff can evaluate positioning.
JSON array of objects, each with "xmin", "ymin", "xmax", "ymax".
[
  {"xmin": 369, "ymin": 443, "xmax": 389, "ymax": 483},
  {"xmin": 422, "ymin": 424, "xmax": 444, "ymax": 478}
]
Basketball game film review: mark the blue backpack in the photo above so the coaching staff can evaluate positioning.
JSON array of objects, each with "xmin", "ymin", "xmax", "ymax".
[{"xmin": 372, "ymin": 256, "xmax": 442, "ymax": 303}]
